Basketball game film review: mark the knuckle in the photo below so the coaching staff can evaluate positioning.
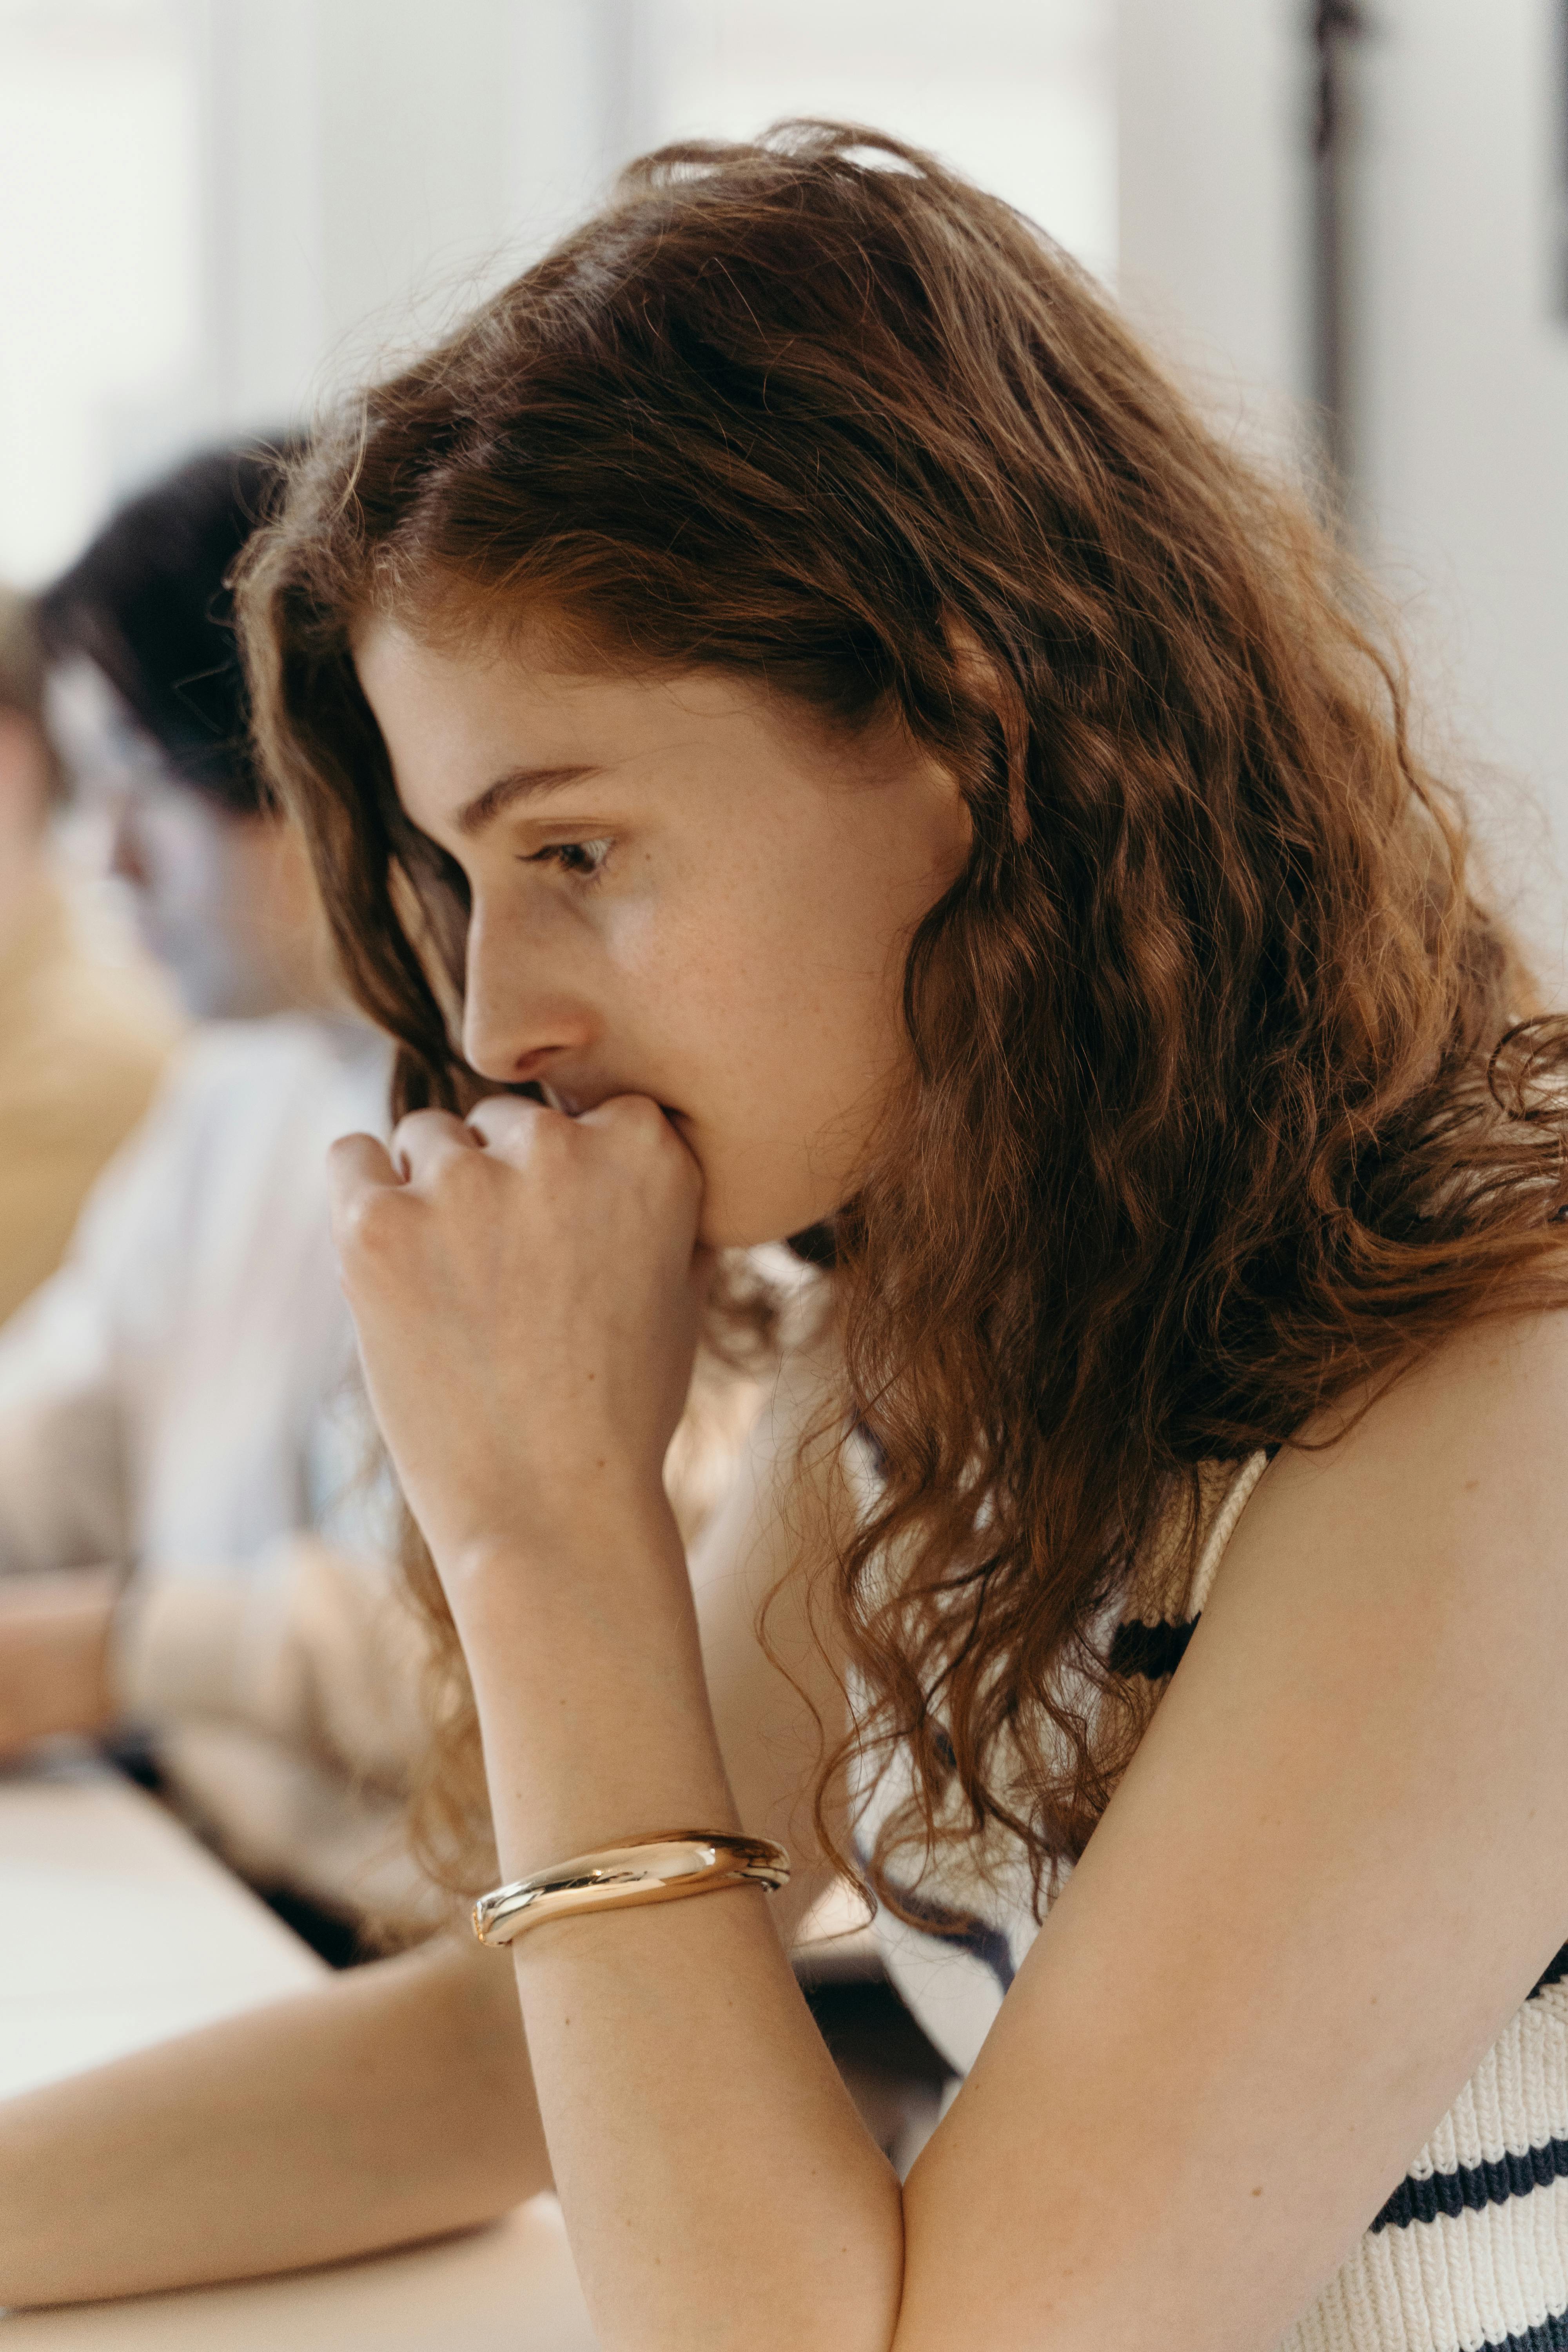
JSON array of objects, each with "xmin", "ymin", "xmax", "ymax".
[
  {"xmin": 390, "ymin": 1107, "xmax": 454, "ymax": 1161},
  {"xmin": 472, "ymin": 1092, "xmax": 527, "ymax": 1131},
  {"xmin": 606, "ymin": 1094, "xmax": 670, "ymax": 1154},
  {"xmin": 340, "ymin": 1185, "xmax": 404, "ymax": 1258}
]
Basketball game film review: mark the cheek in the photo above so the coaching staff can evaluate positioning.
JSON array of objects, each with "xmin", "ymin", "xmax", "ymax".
[{"xmin": 647, "ymin": 851, "xmax": 907, "ymax": 1132}]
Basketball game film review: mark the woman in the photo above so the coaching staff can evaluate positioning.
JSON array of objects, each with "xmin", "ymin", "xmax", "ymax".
[{"xmin": 10, "ymin": 122, "xmax": 1568, "ymax": 2348}]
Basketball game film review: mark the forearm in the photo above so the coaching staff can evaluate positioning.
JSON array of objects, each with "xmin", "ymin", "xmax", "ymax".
[
  {"xmin": 0, "ymin": 1344, "xmax": 124, "ymax": 1580},
  {"xmin": 462, "ymin": 1510, "xmax": 904, "ymax": 2352},
  {"xmin": 113, "ymin": 1536, "xmax": 429, "ymax": 1789},
  {"xmin": 0, "ymin": 1933, "xmax": 548, "ymax": 2307},
  {"xmin": 517, "ymin": 1884, "xmax": 904, "ymax": 2352},
  {"xmin": 0, "ymin": 1567, "xmax": 117, "ymax": 1753}
]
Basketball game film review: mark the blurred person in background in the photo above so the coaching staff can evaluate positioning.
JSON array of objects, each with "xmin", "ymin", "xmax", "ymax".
[
  {"xmin": 0, "ymin": 588, "xmax": 177, "ymax": 1323},
  {"xmin": 0, "ymin": 443, "xmax": 762, "ymax": 1953},
  {"xmin": 0, "ymin": 446, "xmax": 428, "ymax": 1951}
]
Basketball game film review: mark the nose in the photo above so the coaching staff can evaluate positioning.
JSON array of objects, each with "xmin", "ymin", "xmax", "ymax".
[{"xmin": 460, "ymin": 897, "xmax": 597, "ymax": 1086}]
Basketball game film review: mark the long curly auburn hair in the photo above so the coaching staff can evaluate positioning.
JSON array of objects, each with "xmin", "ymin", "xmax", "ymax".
[{"xmin": 238, "ymin": 123, "xmax": 1568, "ymax": 1915}]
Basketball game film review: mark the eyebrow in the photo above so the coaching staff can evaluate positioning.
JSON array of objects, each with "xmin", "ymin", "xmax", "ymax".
[{"xmin": 454, "ymin": 764, "xmax": 602, "ymax": 836}]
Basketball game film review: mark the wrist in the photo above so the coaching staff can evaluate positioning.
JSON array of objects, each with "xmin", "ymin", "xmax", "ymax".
[
  {"xmin": 436, "ymin": 1472, "xmax": 681, "ymax": 1600},
  {"xmin": 441, "ymin": 1510, "xmax": 733, "ymax": 1878},
  {"xmin": 439, "ymin": 1483, "xmax": 690, "ymax": 1644}
]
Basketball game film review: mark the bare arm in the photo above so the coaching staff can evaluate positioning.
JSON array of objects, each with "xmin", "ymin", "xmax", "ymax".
[
  {"xmin": 0, "ymin": 1933, "xmax": 545, "ymax": 2309},
  {"xmin": 503, "ymin": 1307, "xmax": 1568, "ymax": 2352},
  {"xmin": 332, "ymin": 1093, "xmax": 1568, "ymax": 2352},
  {"xmin": 0, "ymin": 1320, "xmax": 844, "ymax": 2310}
]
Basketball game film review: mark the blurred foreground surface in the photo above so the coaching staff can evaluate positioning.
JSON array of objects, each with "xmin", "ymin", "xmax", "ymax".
[{"xmin": 0, "ymin": 1749, "xmax": 597, "ymax": 2347}]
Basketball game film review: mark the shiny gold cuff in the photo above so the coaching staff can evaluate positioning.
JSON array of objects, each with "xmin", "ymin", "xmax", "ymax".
[{"xmin": 472, "ymin": 1831, "xmax": 791, "ymax": 1948}]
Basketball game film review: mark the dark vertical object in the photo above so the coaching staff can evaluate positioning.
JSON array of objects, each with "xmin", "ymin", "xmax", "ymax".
[{"xmin": 1312, "ymin": 2, "xmax": 1368, "ymax": 491}]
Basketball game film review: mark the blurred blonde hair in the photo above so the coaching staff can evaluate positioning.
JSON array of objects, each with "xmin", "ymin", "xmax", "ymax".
[{"xmin": 0, "ymin": 586, "xmax": 64, "ymax": 804}]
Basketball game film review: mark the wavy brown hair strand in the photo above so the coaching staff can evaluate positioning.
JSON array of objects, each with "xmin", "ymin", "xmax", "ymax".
[{"xmin": 237, "ymin": 122, "xmax": 1568, "ymax": 1914}]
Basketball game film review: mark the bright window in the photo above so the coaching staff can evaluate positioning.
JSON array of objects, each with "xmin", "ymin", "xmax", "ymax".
[{"xmin": 0, "ymin": 0, "xmax": 200, "ymax": 583}]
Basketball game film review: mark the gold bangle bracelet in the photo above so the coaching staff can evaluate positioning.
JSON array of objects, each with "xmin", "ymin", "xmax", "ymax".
[{"xmin": 471, "ymin": 1831, "xmax": 791, "ymax": 1948}]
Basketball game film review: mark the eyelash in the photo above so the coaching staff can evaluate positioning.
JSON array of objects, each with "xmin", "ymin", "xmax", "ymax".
[{"xmin": 525, "ymin": 838, "xmax": 612, "ymax": 882}]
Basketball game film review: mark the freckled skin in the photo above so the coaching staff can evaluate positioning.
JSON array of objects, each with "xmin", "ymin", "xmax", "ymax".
[{"xmin": 353, "ymin": 619, "xmax": 972, "ymax": 1249}]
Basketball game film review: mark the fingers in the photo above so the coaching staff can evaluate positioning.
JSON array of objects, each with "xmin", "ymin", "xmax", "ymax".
[
  {"xmin": 339, "ymin": 1096, "xmax": 697, "ymax": 1205},
  {"xmin": 462, "ymin": 1093, "xmax": 554, "ymax": 1158},
  {"xmin": 463, "ymin": 1092, "xmax": 671, "ymax": 1148},
  {"xmin": 332, "ymin": 1114, "xmax": 491, "ymax": 1211},
  {"xmin": 581, "ymin": 1096, "xmax": 706, "ymax": 1201},
  {"xmin": 575, "ymin": 1093, "xmax": 678, "ymax": 1143},
  {"xmin": 389, "ymin": 1107, "xmax": 485, "ymax": 1184},
  {"xmin": 327, "ymin": 1121, "xmax": 482, "ymax": 1271},
  {"xmin": 331, "ymin": 1113, "xmax": 517, "ymax": 1285},
  {"xmin": 466, "ymin": 1092, "xmax": 702, "ymax": 1207},
  {"xmin": 329, "ymin": 1108, "xmax": 522, "ymax": 1266},
  {"xmin": 326, "ymin": 1130, "xmax": 400, "ymax": 1207}
]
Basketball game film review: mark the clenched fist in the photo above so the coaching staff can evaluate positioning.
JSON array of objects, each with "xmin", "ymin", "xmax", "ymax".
[{"xmin": 327, "ymin": 1093, "xmax": 709, "ymax": 1591}]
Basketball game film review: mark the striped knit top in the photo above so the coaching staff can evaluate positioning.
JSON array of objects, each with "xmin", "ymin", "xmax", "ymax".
[{"xmin": 864, "ymin": 1453, "xmax": 1568, "ymax": 2352}]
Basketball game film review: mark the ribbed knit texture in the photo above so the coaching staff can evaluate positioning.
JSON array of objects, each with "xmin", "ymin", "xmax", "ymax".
[{"xmin": 866, "ymin": 1455, "xmax": 1568, "ymax": 2352}]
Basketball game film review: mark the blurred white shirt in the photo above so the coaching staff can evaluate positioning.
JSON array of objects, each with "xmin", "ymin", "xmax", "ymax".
[{"xmin": 0, "ymin": 1013, "xmax": 438, "ymax": 1929}]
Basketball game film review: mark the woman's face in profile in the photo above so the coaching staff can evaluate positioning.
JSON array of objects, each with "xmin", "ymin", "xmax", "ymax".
[{"xmin": 354, "ymin": 615, "xmax": 971, "ymax": 1248}]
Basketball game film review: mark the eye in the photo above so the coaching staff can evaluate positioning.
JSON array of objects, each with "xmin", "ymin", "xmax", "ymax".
[{"xmin": 526, "ymin": 837, "xmax": 612, "ymax": 880}]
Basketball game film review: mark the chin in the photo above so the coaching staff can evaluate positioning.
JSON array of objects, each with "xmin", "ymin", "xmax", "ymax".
[
  {"xmin": 697, "ymin": 1180, "xmax": 840, "ymax": 1257},
  {"xmin": 694, "ymin": 1184, "xmax": 778, "ymax": 1254},
  {"xmin": 697, "ymin": 1205, "xmax": 778, "ymax": 1253},
  {"xmin": 689, "ymin": 1130, "xmax": 849, "ymax": 1256}
]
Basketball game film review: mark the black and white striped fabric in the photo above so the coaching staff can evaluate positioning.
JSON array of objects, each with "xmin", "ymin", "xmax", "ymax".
[{"xmin": 862, "ymin": 1453, "xmax": 1568, "ymax": 2352}]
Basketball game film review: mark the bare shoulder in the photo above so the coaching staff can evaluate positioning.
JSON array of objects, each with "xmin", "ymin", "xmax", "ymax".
[
  {"xmin": 1216, "ymin": 1305, "xmax": 1568, "ymax": 1614},
  {"xmin": 936, "ymin": 1311, "xmax": 1568, "ymax": 2352}
]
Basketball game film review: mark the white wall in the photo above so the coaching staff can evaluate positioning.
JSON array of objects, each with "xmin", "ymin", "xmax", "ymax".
[
  {"xmin": 640, "ymin": 0, "xmax": 1117, "ymax": 283},
  {"xmin": 0, "ymin": 0, "xmax": 1109, "ymax": 590},
  {"xmin": 1118, "ymin": 0, "xmax": 1568, "ymax": 997},
  {"xmin": 192, "ymin": 0, "xmax": 1116, "ymax": 432},
  {"xmin": 195, "ymin": 0, "xmax": 597, "ymax": 431},
  {"xmin": 1117, "ymin": 0, "xmax": 1312, "ymax": 440},
  {"xmin": 0, "ymin": 0, "xmax": 638, "ymax": 581},
  {"xmin": 0, "ymin": 0, "xmax": 202, "ymax": 581},
  {"xmin": 1356, "ymin": 0, "xmax": 1568, "ymax": 994}
]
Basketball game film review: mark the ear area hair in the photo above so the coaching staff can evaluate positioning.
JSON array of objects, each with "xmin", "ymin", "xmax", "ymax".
[{"xmin": 939, "ymin": 610, "xmax": 1031, "ymax": 845}]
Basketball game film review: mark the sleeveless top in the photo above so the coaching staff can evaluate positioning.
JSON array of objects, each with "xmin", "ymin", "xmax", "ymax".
[{"xmin": 863, "ymin": 1454, "xmax": 1568, "ymax": 2352}]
